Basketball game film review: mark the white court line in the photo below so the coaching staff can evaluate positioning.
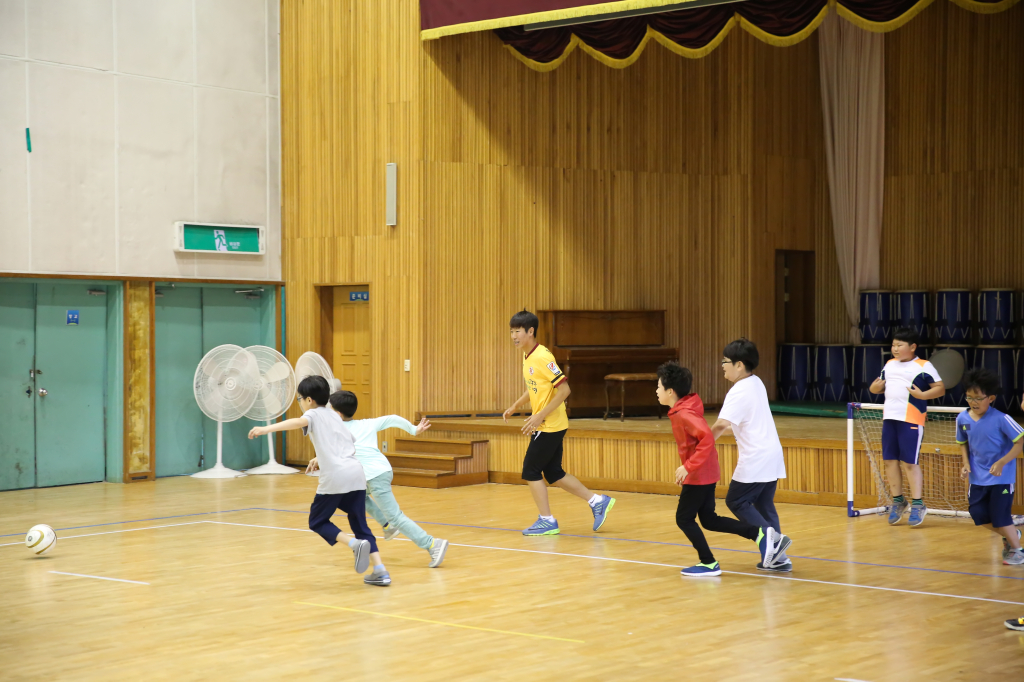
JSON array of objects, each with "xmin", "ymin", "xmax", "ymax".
[
  {"xmin": 0, "ymin": 521, "xmax": 209, "ymax": 548},
  {"xmin": 213, "ymin": 521, "xmax": 1024, "ymax": 607},
  {"xmin": 49, "ymin": 571, "xmax": 149, "ymax": 585},
  {"xmin": 836, "ymin": 678, "xmax": 874, "ymax": 682}
]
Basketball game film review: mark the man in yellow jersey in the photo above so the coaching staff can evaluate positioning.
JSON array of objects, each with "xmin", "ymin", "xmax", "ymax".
[{"xmin": 503, "ymin": 310, "xmax": 615, "ymax": 536}]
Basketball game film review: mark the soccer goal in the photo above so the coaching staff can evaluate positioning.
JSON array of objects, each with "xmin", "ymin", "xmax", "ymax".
[{"xmin": 846, "ymin": 403, "xmax": 969, "ymax": 518}]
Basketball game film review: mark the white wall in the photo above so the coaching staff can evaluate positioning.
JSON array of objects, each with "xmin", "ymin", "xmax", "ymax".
[{"xmin": 0, "ymin": 0, "xmax": 281, "ymax": 280}]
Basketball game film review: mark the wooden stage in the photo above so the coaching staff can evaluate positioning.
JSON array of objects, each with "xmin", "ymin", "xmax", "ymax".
[
  {"xmin": 1, "ymin": 476, "xmax": 1021, "ymax": 680},
  {"xmin": 424, "ymin": 413, "xmax": 1024, "ymax": 513}
]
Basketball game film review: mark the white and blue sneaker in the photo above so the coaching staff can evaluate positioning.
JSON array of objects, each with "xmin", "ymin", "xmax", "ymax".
[
  {"xmin": 591, "ymin": 495, "xmax": 616, "ymax": 531},
  {"xmin": 908, "ymin": 503, "xmax": 927, "ymax": 527},
  {"xmin": 888, "ymin": 499, "xmax": 909, "ymax": 525},
  {"xmin": 523, "ymin": 517, "xmax": 560, "ymax": 536},
  {"xmin": 364, "ymin": 569, "xmax": 391, "ymax": 586},
  {"xmin": 681, "ymin": 561, "xmax": 721, "ymax": 578}
]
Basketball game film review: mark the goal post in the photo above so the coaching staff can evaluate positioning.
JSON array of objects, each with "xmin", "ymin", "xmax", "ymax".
[{"xmin": 846, "ymin": 402, "xmax": 970, "ymax": 518}]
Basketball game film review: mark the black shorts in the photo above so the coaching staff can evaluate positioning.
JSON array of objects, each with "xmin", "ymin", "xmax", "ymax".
[
  {"xmin": 968, "ymin": 482, "xmax": 1015, "ymax": 528},
  {"xmin": 522, "ymin": 430, "xmax": 567, "ymax": 484}
]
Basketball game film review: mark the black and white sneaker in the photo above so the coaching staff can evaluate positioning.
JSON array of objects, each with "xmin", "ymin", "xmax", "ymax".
[
  {"xmin": 757, "ymin": 560, "xmax": 793, "ymax": 573},
  {"xmin": 1005, "ymin": 616, "xmax": 1024, "ymax": 632}
]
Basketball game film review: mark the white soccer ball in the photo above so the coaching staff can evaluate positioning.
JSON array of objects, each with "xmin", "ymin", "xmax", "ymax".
[{"xmin": 25, "ymin": 524, "xmax": 56, "ymax": 555}]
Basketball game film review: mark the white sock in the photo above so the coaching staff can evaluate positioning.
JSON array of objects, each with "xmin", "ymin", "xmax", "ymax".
[
  {"xmin": 541, "ymin": 515, "xmax": 555, "ymax": 522},
  {"xmin": 588, "ymin": 494, "xmax": 602, "ymax": 507}
]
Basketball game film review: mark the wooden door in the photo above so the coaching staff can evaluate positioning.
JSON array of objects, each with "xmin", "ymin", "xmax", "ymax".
[{"xmin": 332, "ymin": 286, "xmax": 371, "ymax": 415}]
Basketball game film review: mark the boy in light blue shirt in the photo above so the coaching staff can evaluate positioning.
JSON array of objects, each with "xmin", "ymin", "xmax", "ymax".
[
  {"xmin": 956, "ymin": 368, "xmax": 1024, "ymax": 566},
  {"xmin": 324, "ymin": 391, "xmax": 449, "ymax": 568}
]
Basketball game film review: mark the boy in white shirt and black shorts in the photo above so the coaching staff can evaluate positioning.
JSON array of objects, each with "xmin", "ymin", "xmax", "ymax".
[
  {"xmin": 712, "ymin": 338, "xmax": 793, "ymax": 571},
  {"xmin": 869, "ymin": 328, "xmax": 945, "ymax": 527},
  {"xmin": 248, "ymin": 375, "xmax": 392, "ymax": 586}
]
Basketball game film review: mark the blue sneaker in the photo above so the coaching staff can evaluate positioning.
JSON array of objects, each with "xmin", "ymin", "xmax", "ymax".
[
  {"xmin": 681, "ymin": 561, "xmax": 721, "ymax": 578},
  {"xmin": 523, "ymin": 517, "xmax": 560, "ymax": 536},
  {"xmin": 756, "ymin": 526, "xmax": 779, "ymax": 567},
  {"xmin": 591, "ymin": 495, "xmax": 616, "ymax": 531},
  {"xmin": 888, "ymin": 499, "xmax": 909, "ymax": 525},
  {"xmin": 908, "ymin": 503, "xmax": 927, "ymax": 527}
]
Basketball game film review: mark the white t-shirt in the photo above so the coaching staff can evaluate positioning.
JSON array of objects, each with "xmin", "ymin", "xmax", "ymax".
[
  {"xmin": 343, "ymin": 415, "xmax": 419, "ymax": 481},
  {"xmin": 301, "ymin": 406, "xmax": 366, "ymax": 495},
  {"xmin": 718, "ymin": 375, "xmax": 786, "ymax": 483},
  {"xmin": 881, "ymin": 357, "xmax": 939, "ymax": 425}
]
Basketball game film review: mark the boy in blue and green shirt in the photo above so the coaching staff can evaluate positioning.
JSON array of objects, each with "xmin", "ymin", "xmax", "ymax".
[{"xmin": 956, "ymin": 368, "xmax": 1023, "ymax": 566}]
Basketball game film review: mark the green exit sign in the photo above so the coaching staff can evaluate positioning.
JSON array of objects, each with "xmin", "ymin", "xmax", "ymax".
[{"xmin": 174, "ymin": 222, "xmax": 265, "ymax": 254}]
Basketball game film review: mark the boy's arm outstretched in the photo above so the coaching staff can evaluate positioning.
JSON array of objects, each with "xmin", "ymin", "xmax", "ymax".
[
  {"xmin": 370, "ymin": 415, "xmax": 432, "ymax": 436},
  {"xmin": 248, "ymin": 417, "xmax": 308, "ymax": 439}
]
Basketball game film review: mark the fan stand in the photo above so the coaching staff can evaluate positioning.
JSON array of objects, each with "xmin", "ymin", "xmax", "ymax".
[
  {"xmin": 246, "ymin": 420, "xmax": 298, "ymax": 475},
  {"xmin": 192, "ymin": 422, "xmax": 247, "ymax": 478}
]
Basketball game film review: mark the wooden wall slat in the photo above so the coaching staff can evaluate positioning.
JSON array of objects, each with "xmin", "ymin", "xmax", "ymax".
[{"xmin": 882, "ymin": 1, "xmax": 1024, "ymax": 292}]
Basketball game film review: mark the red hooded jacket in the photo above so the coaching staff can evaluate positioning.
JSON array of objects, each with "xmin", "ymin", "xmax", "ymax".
[{"xmin": 667, "ymin": 393, "xmax": 721, "ymax": 486}]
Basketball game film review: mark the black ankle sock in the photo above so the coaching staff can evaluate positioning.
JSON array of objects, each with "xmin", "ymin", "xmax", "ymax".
[
  {"xmin": 893, "ymin": 495, "xmax": 905, "ymax": 504},
  {"xmin": 912, "ymin": 498, "xmax": 923, "ymax": 506}
]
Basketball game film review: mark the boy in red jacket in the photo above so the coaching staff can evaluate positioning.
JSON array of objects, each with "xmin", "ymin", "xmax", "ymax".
[{"xmin": 657, "ymin": 361, "xmax": 777, "ymax": 577}]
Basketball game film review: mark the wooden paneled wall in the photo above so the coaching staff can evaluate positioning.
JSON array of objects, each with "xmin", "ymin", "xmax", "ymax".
[
  {"xmin": 882, "ymin": 1, "xmax": 1024, "ymax": 291},
  {"xmin": 281, "ymin": 0, "xmax": 423, "ymax": 462},
  {"xmin": 281, "ymin": 2, "xmax": 1024, "ymax": 433},
  {"xmin": 419, "ymin": 27, "xmax": 843, "ymax": 412},
  {"xmin": 124, "ymin": 280, "xmax": 154, "ymax": 481}
]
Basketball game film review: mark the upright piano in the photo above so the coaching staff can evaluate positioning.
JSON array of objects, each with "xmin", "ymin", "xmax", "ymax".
[{"xmin": 536, "ymin": 310, "xmax": 679, "ymax": 418}]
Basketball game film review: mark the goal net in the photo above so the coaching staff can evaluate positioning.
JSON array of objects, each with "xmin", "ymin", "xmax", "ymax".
[{"xmin": 846, "ymin": 403, "xmax": 969, "ymax": 518}]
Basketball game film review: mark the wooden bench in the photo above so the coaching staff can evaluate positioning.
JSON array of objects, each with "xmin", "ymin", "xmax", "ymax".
[{"xmin": 603, "ymin": 373, "xmax": 662, "ymax": 421}]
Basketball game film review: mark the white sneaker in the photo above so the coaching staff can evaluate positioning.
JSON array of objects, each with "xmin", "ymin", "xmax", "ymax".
[
  {"xmin": 383, "ymin": 523, "xmax": 401, "ymax": 541},
  {"xmin": 1005, "ymin": 549, "xmax": 1024, "ymax": 566},
  {"xmin": 427, "ymin": 538, "xmax": 449, "ymax": 568}
]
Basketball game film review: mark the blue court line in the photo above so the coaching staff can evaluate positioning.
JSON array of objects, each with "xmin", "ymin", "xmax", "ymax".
[
  {"xmin": 252, "ymin": 507, "xmax": 1024, "ymax": 582},
  {"xmin": 0, "ymin": 508, "xmax": 263, "ymax": 538}
]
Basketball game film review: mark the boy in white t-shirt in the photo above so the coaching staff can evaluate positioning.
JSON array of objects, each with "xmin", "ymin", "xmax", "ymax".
[
  {"xmin": 248, "ymin": 375, "xmax": 391, "ymax": 586},
  {"xmin": 868, "ymin": 328, "xmax": 945, "ymax": 527},
  {"xmin": 711, "ymin": 338, "xmax": 793, "ymax": 571}
]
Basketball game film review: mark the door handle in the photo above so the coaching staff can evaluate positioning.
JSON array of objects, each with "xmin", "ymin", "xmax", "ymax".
[{"xmin": 38, "ymin": 388, "xmax": 48, "ymax": 397}]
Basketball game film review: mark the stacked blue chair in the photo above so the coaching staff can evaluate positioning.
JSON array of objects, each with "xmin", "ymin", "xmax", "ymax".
[
  {"xmin": 934, "ymin": 289, "xmax": 972, "ymax": 343},
  {"xmin": 859, "ymin": 290, "xmax": 893, "ymax": 343},
  {"xmin": 978, "ymin": 289, "xmax": 1014, "ymax": 344},
  {"xmin": 894, "ymin": 290, "xmax": 929, "ymax": 342},
  {"xmin": 971, "ymin": 346, "xmax": 1016, "ymax": 412},
  {"xmin": 851, "ymin": 345, "xmax": 889, "ymax": 403},
  {"xmin": 814, "ymin": 344, "xmax": 851, "ymax": 402},
  {"xmin": 777, "ymin": 343, "xmax": 813, "ymax": 401}
]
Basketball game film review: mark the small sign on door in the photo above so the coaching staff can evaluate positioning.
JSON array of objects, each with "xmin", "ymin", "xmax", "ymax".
[
  {"xmin": 349, "ymin": 291, "xmax": 369, "ymax": 302},
  {"xmin": 66, "ymin": 310, "xmax": 80, "ymax": 325}
]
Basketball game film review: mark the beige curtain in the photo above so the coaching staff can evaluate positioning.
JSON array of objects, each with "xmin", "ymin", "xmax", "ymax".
[{"xmin": 818, "ymin": 12, "xmax": 885, "ymax": 344}]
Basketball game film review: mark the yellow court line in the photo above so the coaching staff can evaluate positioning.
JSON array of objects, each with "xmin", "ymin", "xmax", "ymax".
[{"xmin": 295, "ymin": 602, "xmax": 585, "ymax": 643}]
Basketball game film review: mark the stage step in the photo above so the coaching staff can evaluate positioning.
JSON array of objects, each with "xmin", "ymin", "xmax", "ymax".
[
  {"xmin": 386, "ymin": 437, "xmax": 489, "ymax": 489},
  {"xmin": 391, "ymin": 467, "xmax": 488, "ymax": 489}
]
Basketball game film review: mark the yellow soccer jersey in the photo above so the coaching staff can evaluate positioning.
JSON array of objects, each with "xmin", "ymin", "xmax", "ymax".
[{"xmin": 522, "ymin": 344, "xmax": 569, "ymax": 432}]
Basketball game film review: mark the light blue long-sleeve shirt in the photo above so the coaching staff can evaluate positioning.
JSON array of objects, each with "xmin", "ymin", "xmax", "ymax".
[{"xmin": 341, "ymin": 415, "xmax": 418, "ymax": 481}]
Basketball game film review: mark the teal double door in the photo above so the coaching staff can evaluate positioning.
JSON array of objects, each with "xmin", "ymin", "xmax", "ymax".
[
  {"xmin": 0, "ymin": 282, "xmax": 118, "ymax": 491},
  {"xmin": 154, "ymin": 286, "xmax": 276, "ymax": 477}
]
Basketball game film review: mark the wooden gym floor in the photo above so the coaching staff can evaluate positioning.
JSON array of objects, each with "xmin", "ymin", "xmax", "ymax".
[{"xmin": 1, "ymin": 476, "xmax": 1021, "ymax": 681}]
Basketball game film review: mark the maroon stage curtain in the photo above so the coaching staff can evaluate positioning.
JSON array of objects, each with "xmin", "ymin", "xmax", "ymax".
[
  {"xmin": 492, "ymin": 0, "xmax": 1017, "ymax": 65},
  {"xmin": 496, "ymin": 1, "xmax": 825, "ymax": 63}
]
